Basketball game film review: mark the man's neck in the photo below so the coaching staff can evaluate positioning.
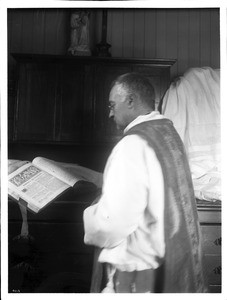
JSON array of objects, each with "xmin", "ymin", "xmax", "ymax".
[{"xmin": 124, "ymin": 111, "xmax": 164, "ymax": 134}]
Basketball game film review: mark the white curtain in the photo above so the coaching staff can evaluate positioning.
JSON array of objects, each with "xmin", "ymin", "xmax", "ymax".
[{"xmin": 162, "ymin": 67, "xmax": 221, "ymax": 201}]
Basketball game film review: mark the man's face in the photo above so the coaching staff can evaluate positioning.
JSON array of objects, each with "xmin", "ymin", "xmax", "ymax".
[{"xmin": 108, "ymin": 84, "xmax": 131, "ymax": 130}]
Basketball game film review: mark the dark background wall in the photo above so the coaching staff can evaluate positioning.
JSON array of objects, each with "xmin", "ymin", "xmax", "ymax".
[{"xmin": 8, "ymin": 8, "xmax": 220, "ymax": 78}]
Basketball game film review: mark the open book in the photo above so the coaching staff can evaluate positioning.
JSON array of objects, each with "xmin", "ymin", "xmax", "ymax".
[{"xmin": 8, "ymin": 157, "xmax": 103, "ymax": 213}]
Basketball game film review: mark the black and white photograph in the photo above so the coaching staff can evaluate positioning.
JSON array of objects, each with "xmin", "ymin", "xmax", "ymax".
[{"xmin": 0, "ymin": 0, "xmax": 226, "ymax": 299}]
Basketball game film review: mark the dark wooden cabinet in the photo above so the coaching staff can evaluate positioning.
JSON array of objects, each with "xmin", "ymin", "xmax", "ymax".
[
  {"xmin": 197, "ymin": 201, "xmax": 221, "ymax": 293},
  {"xmin": 15, "ymin": 61, "xmax": 57, "ymax": 141},
  {"xmin": 55, "ymin": 62, "xmax": 85, "ymax": 142},
  {"xmin": 11, "ymin": 54, "xmax": 175, "ymax": 144},
  {"xmin": 13, "ymin": 55, "xmax": 89, "ymax": 143}
]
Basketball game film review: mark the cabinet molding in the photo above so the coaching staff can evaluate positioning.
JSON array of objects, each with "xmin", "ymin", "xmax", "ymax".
[{"xmin": 11, "ymin": 53, "xmax": 176, "ymax": 144}]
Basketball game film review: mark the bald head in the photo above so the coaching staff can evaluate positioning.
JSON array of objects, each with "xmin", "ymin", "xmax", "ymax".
[{"xmin": 111, "ymin": 72, "xmax": 156, "ymax": 111}]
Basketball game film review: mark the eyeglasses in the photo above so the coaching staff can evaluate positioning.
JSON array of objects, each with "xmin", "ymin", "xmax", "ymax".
[{"xmin": 108, "ymin": 102, "xmax": 116, "ymax": 111}]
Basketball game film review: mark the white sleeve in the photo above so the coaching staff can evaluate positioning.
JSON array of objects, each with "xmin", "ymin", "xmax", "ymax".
[{"xmin": 83, "ymin": 135, "xmax": 150, "ymax": 248}]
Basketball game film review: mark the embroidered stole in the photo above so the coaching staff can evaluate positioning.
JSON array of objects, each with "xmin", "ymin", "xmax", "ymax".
[{"xmin": 125, "ymin": 119, "xmax": 207, "ymax": 292}]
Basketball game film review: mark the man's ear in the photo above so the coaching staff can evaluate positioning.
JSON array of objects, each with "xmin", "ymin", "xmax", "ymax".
[{"xmin": 126, "ymin": 94, "xmax": 135, "ymax": 109}]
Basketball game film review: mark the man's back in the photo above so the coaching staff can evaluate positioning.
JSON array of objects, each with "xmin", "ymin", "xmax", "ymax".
[{"xmin": 125, "ymin": 118, "xmax": 208, "ymax": 292}]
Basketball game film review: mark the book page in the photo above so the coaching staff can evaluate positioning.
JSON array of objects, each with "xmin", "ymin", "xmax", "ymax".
[
  {"xmin": 8, "ymin": 160, "xmax": 31, "ymax": 201},
  {"xmin": 32, "ymin": 157, "xmax": 80, "ymax": 187},
  {"xmin": 8, "ymin": 162, "xmax": 70, "ymax": 213}
]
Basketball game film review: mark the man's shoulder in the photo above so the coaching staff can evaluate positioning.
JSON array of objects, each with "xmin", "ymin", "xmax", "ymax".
[
  {"xmin": 115, "ymin": 134, "xmax": 148, "ymax": 152},
  {"xmin": 125, "ymin": 118, "xmax": 175, "ymax": 141}
]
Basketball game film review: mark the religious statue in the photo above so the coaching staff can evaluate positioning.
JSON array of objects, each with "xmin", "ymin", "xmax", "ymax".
[{"xmin": 68, "ymin": 10, "xmax": 91, "ymax": 56}]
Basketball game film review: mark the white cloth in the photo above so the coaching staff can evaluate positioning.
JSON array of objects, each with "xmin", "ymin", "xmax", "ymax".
[
  {"xmin": 83, "ymin": 111, "xmax": 165, "ymax": 272},
  {"xmin": 162, "ymin": 67, "xmax": 221, "ymax": 201}
]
